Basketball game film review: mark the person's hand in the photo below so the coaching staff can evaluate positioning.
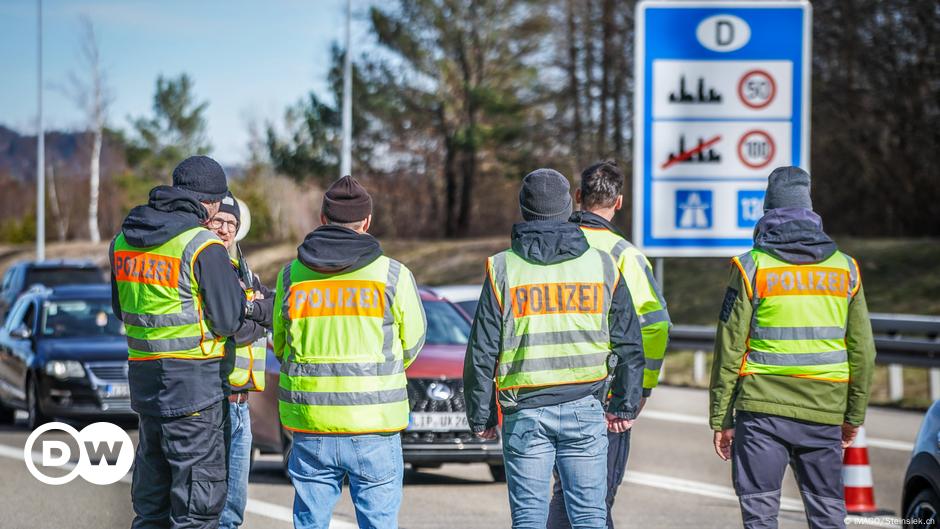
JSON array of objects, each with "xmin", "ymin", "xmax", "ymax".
[
  {"xmin": 841, "ymin": 422, "xmax": 860, "ymax": 448},
  {"xmin": 475, "ymin": 427, "xmax": 498, "ymax": 440},
  {"xmin": 713, "ymin": 429, "xmax": 734, "ymax": 461},
  {"xmin": 605, "ymin": 412, "xmax": 634, "ymax": 433}
]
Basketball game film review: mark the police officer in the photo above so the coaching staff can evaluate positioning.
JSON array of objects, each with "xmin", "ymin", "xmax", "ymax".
[
  {"xmin": 547, "ymin": 161, "xmax": 672, "ymax": 529},
  {"xmin": 273, "ymin": 176, "xmax": 427, "ymax": 529},
  {"xmin": 463, "ymin": 168, "xmax": 645, "ymax": 529},
  {"xmin": 208, "ymin": 193, "xmax": 274, "ymax": 529},
  {"xmin": 709, "ymin": 167, "xmax": 876, "ymax": 529},
  {"xmin": 110, "ymin": 156, "xmax": 254, "ymax": 528}
]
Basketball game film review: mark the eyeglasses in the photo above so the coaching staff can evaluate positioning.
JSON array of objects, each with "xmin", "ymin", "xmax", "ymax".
[{"xmin": 207, "ymin": 217, "xmax": 238, "ymax": 232}]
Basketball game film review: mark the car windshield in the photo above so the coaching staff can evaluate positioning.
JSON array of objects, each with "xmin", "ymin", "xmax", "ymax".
[
  {"xmin": 26, "ymin": 268, "xmax": 104, "ymax": 289},
  {"xmin": 41, "ymin": 299, "xmax": 124, "ymax": 338},
  {"xmin": 455, "ymin": 300, "xmax": 478, "ymax": 319},
  {"xmin": 422, "ymin": 300, "xmax": 471, "ymax": 345}
]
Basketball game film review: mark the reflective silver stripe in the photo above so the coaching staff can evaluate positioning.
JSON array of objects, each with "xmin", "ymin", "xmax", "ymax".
[
  {"xmin": 179, "ymin": 229, "xmax": 222, "ymax": 306},
  {"xmin": 750, "ymin": 326, "xmax": 846, "ymax": 340},
  {"xmin": 504, "ymin": 329, "xmax": 609, "ymax": 350},
  {"xmin": 638, "ymin": 309, "xmax": 670, "ymax": 327},
  {"xmin": 610, "ymin": 239, "xmax": 630, "ymax": 261},
  {"xmin": 234, "ymin": 355, "xmax": 252, "ymax": 370},
  {"xmin": 497, "ymin": 352, "xmax": 608, "ymax": 377},
  {"xmin": 252, "ymin": 357, "xmax": 266, "ymax": 371},
  {"xmin": 638, "ymin": 255, "xmax": 670, "ymax": 315},
  {"xmin": 844, "ymin": 253, "xmax": 859, "ymax": 297},
  {"xmin": 645, "ymin": 357, "xmax": 664, "ymax": 371},
  {"xmin": 278, "ymin": 387, "xmax": 408, "ymax": 406},
  {"xmin": 126, "ymin": 335, "xmax": 203, "ymax": 353},
  {"xmin": 121, "ymin": 311, "xmax": 200, "ymax": 328},
  {"xmin": 747, "ymin": 350, "xmax": 848, "ymax": 366},
  {"xmin": 402, "ymin": 265, "xmax": 426, "ymax": 362},
  {"xmin": 280, "ymin": 263, "xmax": 295, "ymax": 364},
  {"xmin": 382, "ymin": 258, "xmax": 401, "ymax": 361},
  {"xmin": 736, "ymin": 251, "xmax": 758, "ymax": 298},
  {"xmin": 282, "ymin": 359, "xmax": 404, "ymax": 378},
  {"xmin": 491, "ymin": 252, "xmax": 514, "ymax": 337}
]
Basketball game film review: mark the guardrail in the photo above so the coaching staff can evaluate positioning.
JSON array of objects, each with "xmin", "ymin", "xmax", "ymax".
[{"xmin": 667, "ymin": 313, "xmax": 940, "ymax": 401}]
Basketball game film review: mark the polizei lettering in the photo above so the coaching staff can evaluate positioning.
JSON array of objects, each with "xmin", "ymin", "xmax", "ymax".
[{"xmin": 510, "ymin": 282, "xmax": 603, "ymax": 318}]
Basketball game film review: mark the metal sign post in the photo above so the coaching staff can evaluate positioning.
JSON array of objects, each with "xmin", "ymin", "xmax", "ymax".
[{"xmin": 633, "ymin": 1, "xmax": 812, "ymax": 257}]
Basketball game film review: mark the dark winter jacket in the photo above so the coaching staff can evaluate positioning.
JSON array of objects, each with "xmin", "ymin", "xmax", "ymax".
[
  {"xmin": 463, "ymin": 221, "xmax": 645, "ymax": 432},
  {"xmin": 110, "ymin": 185, "xmax": 245, "ymax": 417}
]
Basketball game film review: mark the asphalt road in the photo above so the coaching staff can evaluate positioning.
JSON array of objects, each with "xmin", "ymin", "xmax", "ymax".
[{"xmin": 0, "ymin": 386, "xmax": 921, "ymax": 529}]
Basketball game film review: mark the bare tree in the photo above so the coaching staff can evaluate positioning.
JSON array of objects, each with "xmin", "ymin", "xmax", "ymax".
[{"xmin": 64, "ymin": 17, "xmax": 112, "ymax": 243}]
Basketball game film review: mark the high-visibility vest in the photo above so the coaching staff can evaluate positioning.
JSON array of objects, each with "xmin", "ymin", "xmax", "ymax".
[
  {"xmin": 487, "ymin": 248, "xmax": 618, "ymax": 390},
  {"xmin": 276, "ymin": 255, "xmax": 417, "ymax": 434},
  {"xmin": 228, "ymin": 260, "xmax": 267, "ymax": 392},
  {"xmin": 732, "ymin": 249, "xmax": 861, "ymax": 382},
  {"xmin": 581, "ymin": 227, "xmax": 671, "ymax": 388},
  {"xmin": 111, "ymin": 227, "xmax": 227, "ymax": 362}
]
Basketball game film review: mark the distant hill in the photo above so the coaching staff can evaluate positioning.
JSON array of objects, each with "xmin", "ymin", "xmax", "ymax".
[{"xmin": 0, "ymin": 124, "xmax": 128, "ymax": 183}]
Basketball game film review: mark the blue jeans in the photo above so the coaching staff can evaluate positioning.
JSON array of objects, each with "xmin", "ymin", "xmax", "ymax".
[
  {"xmin": 547, "ymin": 430, "xmax": 632, "ymax": 529},
  {"xmin": 289, "ymin": 432, "xmax": 404, "ymax": 529},
  {"xmin": 219, "ymin": 400, "xmax": 252, "ymax": 529},
  {"xmin": 502, "ymin": 395, "xmax": 609, "ymax": 529}
]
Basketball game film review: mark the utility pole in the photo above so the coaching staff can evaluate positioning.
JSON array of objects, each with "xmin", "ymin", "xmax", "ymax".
[
  {"xmin": 339, "ymin": 0, "xmax": 352, "ymax": 178},
  {"xmin": 36, "ymin": 0, "xmax": 45, "ymax": 261}
]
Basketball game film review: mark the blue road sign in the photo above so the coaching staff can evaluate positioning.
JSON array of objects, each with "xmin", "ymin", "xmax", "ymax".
[{"xmin": 633, "ymin": 1, "xmax": 811, "ymax": 257}]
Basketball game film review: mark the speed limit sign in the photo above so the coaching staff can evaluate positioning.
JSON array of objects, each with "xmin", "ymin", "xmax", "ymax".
[
  {"xmin": 738, "ymin": 70, "xmax": 776, "ymax": 109},
  {"xmin": 737, "ymin": 130, "xmax": 776, "ymax": 169}
]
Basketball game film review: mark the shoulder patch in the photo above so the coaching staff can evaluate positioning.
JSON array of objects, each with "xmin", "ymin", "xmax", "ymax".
[{"xmin": 719, "ymin": 287, "xmax": 738, "ymax": 323}]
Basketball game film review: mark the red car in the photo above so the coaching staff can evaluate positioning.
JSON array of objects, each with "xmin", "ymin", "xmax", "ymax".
[{"xmin": 249, "ymin": 287, "xmax": 505, "ymax": 481}]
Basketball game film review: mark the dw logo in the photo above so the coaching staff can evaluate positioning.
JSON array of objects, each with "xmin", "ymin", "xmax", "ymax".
[{"xmin": 23, "ymin": 421, "xmax": 134, "ymax": 485}]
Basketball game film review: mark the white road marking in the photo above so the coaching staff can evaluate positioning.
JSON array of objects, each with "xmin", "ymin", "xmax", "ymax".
[
  {"xmin": 0, "ymin": 441, "xmax": 357, "ymax": 528},
  {"xmin": 626, "ymin": 471, "xmax": 900, "ymax": 528},
  {"xmin": 641, "ymin": 410, "xmax": 915, "ymax": 452}
]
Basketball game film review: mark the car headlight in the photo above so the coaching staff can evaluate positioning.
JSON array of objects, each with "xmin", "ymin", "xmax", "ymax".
[{"xmin": 44, "ymin": 360, "xmax": 86, "ymax": 379}]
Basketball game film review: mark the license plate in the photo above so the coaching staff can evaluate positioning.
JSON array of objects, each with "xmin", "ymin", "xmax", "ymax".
[
  {"xmin": 104, "ymin": 383, "xmax": 130, "ymax": 398},
  {"xmin": 407, "ymin": 412, "xmax": 469, "ymax": 432}
]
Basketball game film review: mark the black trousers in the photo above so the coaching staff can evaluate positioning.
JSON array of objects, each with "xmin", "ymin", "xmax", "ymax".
[
  {"xmin": 131, "ymin": 400, "xmax": 230, "ymax": 529},
  {"xmin": 732, "ymin": 411, "xmax": 846, "ymax": 529},
  {"xmin": 546, "ymin": 429, "xmax": 632, "ymax": 529}
]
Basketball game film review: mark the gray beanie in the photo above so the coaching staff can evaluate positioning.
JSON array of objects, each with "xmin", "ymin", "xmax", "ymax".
[
  {"xmin": 763, "ymin": 166, "xmax": 812, "ymax": 211},
  {"xmin": 519, "ymin": 168, "xmax": 573, "ymax": 222},
  {"xmin": 172, "ymin": 155, "xmax": 229, "ymax": 202}
]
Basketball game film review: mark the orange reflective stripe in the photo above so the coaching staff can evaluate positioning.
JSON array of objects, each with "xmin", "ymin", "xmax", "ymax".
[
  {"xmin": 288, "ymin": 280, "xmax": 385, "ymax": 319},
  {"xmin": 755, "ymin": 266, "xmax": 849, "ymax": 298},
  {"xmin": 731, "ymin": 256, "xmax": 753, "ymax": 299},
  {"xmin": 509, "ymin": 282, "xmax": 604, "ymax": 318},
  {"xmin": 850, "ymin": 257, "xmax": 862, "ymax": 297},
  {"xmin": 496, "ymin": 372, "xmax": 608, "ymax": 391},
  {"xmin": 113, "ymin": 251, "xmax": 180, "ymax": 287}
]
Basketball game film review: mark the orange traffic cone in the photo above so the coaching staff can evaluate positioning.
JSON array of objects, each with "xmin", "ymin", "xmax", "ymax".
[{"xmin": 843, "ymin": 426, "xmax": 890, "ymax": 515}]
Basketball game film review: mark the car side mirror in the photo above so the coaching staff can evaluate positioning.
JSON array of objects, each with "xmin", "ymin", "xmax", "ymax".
[{"xmin": 10, "ymin": 325, "xmax": 31, "ymax": 340}]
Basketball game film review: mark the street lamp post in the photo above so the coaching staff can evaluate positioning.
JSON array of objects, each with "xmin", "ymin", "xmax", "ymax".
[
  {"xmin": 36, "ymin": 0, "xmax": 45, "ymax": 261},
  {"xmin": 340, "ymin": 0, "xmax": 352, "ymax": 179}
]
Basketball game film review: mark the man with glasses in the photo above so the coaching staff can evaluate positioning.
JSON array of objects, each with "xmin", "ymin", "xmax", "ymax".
[
  {"xmin": 110, "ymin": 156, "xmax": 246, "ymax": 529},
  {"xmin": 208, "ymin": 192, "xmax": 274, "ymax": 529}
]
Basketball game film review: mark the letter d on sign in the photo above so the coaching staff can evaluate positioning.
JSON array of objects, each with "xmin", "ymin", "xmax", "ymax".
[
  {"xmin": 696, "ymin": 14, "xmax": 751, "ymax": 52},
  {"xmin": 41, "ymin": 440, "xmax": 70, "ymax": 467}
]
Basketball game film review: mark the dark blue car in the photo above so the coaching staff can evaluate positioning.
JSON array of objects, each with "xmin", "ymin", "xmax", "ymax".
[{"xmin": 0, "ymin": 284, "xmax": 134, "ymax": 429}]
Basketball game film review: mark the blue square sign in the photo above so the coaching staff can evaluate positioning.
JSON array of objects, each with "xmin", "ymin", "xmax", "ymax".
[
  {"xmin": 737, "ymin": 190, "xmax": 765, "ymax": 228},
  {"xmin": 633, "ymin": 1, "xmax": 811, "ymax": 256},
  {"xmin": 675, "ymin": 190, "xmax": 713, "ymax": 229}
]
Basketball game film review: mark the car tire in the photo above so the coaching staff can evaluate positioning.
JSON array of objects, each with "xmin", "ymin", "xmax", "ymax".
[
  {"xmin": 489, "ymin": 463, "xmax": 507, "ymax": 483},
  {"xmin": 905, "ymin": 487, "xmax": 939, "ymax": 528},
  {"xmin": 26, "ymin": 376, "xmax": 50, "ymax": 430},
  {"xmin": 0, "ymin": 402, "xmax": 15, "ymax": 425}
]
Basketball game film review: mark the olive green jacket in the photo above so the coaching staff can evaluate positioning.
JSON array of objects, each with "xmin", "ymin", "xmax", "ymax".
[{"xmin": 708, "ymin": 266, "xmax": 876, "ymax": 430}]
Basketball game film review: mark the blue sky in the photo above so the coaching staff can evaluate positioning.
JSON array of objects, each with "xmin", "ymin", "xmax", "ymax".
[{"xmin": 0, "ymin": 0, "xmax": 374, "ymax": 164}]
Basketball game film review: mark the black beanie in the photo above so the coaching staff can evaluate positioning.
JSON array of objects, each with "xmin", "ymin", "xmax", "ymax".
[
  {"xmin": 172, "ymin": 155, "xmax": 229, "ymax": 202},
  {"xmin": 219, "ymin": 192, "xmax": 241, "ymax": 225},
  {"xmin": 322, "ymin": 175, "xmax": 373, "ymax": 223},
  {"xmin": 519, "ymin": 168, "xmax": 573, "ymax": 222}
]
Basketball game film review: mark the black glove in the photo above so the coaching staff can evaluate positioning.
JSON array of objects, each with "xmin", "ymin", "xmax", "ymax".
[{"xmin": 247, "ymin": 296, "xmax": 274, "ymax": 326}]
